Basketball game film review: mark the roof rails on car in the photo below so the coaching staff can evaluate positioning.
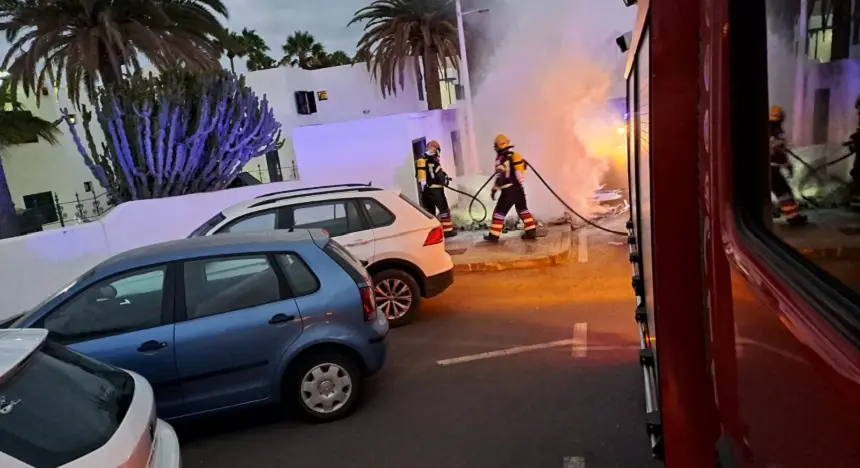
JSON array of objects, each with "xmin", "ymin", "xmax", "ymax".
[
  {"xmin": 253, "ymin": 182, "xmax": 373, "ymax": 199},
  {"xmin": 248, "ymin": 185, "xmax": 382, "ymax": 209}
]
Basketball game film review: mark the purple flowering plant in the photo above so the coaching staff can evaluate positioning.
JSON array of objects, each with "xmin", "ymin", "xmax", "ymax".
[{"xmin": 63, "ymin": 69, "xmax": 282, "ymax": 202}]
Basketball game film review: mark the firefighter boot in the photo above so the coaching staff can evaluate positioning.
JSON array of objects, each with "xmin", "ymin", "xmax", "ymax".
[
  {"xmin": 521, "ymin": 229, "xmax": 537, "ymax": 240},
  {"xmin": 444, "ymin": 230, "xmax": 458, "ymax": 238},
  {"xmin": 483, "ymin": 234, "xmax": 500, "ymax": 243},
  {"xmin": 787, "ymin": 213, "xmax": 809, "ymax": 227}
]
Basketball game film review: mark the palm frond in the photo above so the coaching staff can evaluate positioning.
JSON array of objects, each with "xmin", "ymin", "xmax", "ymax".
[
  {"xmin": 348, "ymin": 0, "xmax": 459, "ymax": 108},
  {"xmin": 0, "ymin": 0, "xmax": 230, "ymax": 107}
]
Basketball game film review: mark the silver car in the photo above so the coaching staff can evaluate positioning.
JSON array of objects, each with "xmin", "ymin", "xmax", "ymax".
[{"xmin": 0, "ymin": 328, "xmax": 181, "ymax": 467}]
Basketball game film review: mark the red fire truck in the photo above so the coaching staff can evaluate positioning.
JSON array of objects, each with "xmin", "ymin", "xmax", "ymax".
[{"xmin": 624, "ymin": 0, "xmax": 860, "ymax": 466}]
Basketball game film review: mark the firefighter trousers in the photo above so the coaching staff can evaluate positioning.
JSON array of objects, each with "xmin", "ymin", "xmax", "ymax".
[
  {"xmin": 488, "ymin": 186, "xmax": 536, "ymax": 239},
  {"xmin": 422, "ymin": 187, "xmax": 454, "ymax": 233},
  {"xmin": 770, "ymin": 166, "xmax": 803, "ymax": 222}
]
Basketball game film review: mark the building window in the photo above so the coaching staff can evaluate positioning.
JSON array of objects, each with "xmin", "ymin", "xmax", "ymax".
[{"xmin": 806, "ymin": 0, "xmax": 834, "ymax": 62}]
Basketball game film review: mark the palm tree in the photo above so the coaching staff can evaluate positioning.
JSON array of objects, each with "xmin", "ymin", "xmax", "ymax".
[
  {"xmin": 326, "ymin": 51, "xmax": 355, "ymax": 67},
  {"xmin": 307, "ymin": 50, "xmax": 354, "ymax": 70},
  {"xmin": 241, "ymin": 29, "xmax": 278, "ymax": 71},
  {"xmin": 280, "ymin": 31, "xmax": 326, "ymax": 69},
  {"xmin": 349, "ymin": 0, "xmax": 460, "ymax": 111},
  {"xmin": 216, "ymin": 30, "xmax": 247, "ymax": 73},
  {"xmin": 0, "ymin": 0, "xmax": 230, "ymax": 106},
  {"xmin": 0, "ymin": 83, "xmax": 59, "ymax": 239}
]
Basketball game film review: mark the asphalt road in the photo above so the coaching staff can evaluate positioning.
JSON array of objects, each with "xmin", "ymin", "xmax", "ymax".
[{"xmin": 177, "ymin": 228, "xmax": 653, "ymax": 468}]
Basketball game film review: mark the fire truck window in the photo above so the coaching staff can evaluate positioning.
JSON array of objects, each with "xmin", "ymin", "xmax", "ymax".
[{"xmin": 761, "ymin": 2, "xmax": 860, "ymax": 294}]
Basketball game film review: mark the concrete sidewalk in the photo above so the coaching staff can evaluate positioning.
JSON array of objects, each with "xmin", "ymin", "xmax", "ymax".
[{"xmin": 445, "ymin": 224, "xmax": 573, "ymax": 272}]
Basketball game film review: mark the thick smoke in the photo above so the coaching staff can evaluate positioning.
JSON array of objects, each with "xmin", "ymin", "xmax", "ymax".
[{"xmin": 468, "ymin": 0, "xmax": 637, "ymax": 220}]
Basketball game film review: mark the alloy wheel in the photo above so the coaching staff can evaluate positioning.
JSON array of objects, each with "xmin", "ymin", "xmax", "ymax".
[{"xmin": 375, "ymin": 278, "xmax": 413, "ymax": 320}]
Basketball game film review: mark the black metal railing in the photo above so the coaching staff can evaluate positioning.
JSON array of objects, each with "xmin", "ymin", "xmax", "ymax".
[
  {"xmin": 241, "ymin": 161, "xmax": 299, "ymax": 183},
  {"xmin": 15, "ymin": 192, "xmax": 116, "ymax": 233},
  {"xmin": 14, "ymin": 161, "xmax": 301, "ymax": 235}
]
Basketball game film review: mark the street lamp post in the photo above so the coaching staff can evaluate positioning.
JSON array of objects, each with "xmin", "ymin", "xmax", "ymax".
[{"xmin": 454, "ymin": 0, "xmax": 486, "ymax": 175}]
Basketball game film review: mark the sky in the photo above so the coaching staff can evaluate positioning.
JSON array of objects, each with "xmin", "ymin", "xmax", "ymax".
[{"xmin": 0, "ymin": 0, "xmax": 372, "ymax": 75}]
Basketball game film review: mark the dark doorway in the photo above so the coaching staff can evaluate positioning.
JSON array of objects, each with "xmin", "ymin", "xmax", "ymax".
[
  {"xmin": 23, "ymin": 191, "xmax": 58, "ymax": 224},
  {"xmin": 812, "ymin": 88, "xmax": 831, "ymax": 145},
  {"xmin": 266, "ymin": 151, "xmax": 284, "ymax": 182},
  {"xmin": 411, "ymin": 137, "xmax": 429, "ymax": 209}
]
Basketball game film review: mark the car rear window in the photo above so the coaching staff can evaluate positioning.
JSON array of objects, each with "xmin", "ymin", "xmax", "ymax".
[
  {"xmin": 0, "ymin": 341, "xmax": 135, "ymax": 468},
  {"xmin": 188, "ymin": 212, "xmax": 226, "ymax": 237},
  {"xmin": 398, "ymin": 193, "xmax": 434, "ymax": 219},
  {"xmin": 323, "ymin": 240, "xmax": 370, "ymax": 284}
]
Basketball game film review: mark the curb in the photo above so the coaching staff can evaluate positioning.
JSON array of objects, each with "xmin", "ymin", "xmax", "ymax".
[{"xmin": 452, "ymin": 231, "xmax": 572, "ymax": 273}]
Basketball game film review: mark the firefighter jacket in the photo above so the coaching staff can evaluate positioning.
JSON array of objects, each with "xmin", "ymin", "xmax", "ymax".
[
  {"xmin": 416, "ymin": 155, "xmax": 448, "ymax": 189},
  {"xmin": 494, "ymin": 150, "xmax": 527, "ymax": 190},
  {"xmin": 769, "ymin": 130, "xmax": 789, "ymax": 167}
]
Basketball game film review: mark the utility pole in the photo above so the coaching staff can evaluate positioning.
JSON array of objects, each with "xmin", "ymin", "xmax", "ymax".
[
  {"xmin": 792, "ymin": 0, "xmax": 808, "ymax": 145},
  {"xmin": 454, "ymin": 0, "xmax": 485, "ymax": 175}
]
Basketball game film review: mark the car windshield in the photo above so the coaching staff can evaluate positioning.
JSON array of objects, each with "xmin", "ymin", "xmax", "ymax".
[
  {"xmin": 0, "ymin": 341, "xmax": 135, "ymax": 468},
  {"xmin": 5, "ymin": 275, "xmax": 86, "ymax": 329},
  {"xmin": 188, "ymin": 212, "xmax": 227, "ymax": 237}
]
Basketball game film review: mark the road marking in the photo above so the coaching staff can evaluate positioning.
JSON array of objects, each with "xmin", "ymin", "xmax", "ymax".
[
  {"xmin": 436, "ymin": 341, "xmax": 638, "ymax": 366},
  {"xmin": 572, "ymin": 323, "xmax": 587, "ymax": 358},
  {"xmin": 563, "ymin": 456, "xmax": 586, "ymax": 468},
  {"xmin": 578, "ymin": 230, "xmax": 589, "ymax": 262}
]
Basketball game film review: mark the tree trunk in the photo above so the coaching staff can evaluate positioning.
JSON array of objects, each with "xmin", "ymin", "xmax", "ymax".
[
  {"xmin": 830, "ymin": 0, "xmax": 852, "ymax": 60},
  {"xmin": 229, "ymin": 55, "xmax": 236, "ymax": 73},
  {"xmin": 0, "ymin": 156, "xmax": 22, "ymax": 240},
  {"xmin": 423, "ymin": 55, "xmax": 444, "ymax": 110}
]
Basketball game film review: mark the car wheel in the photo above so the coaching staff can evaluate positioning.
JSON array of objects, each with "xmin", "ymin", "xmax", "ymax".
[
  {"xmin": 288, "ymin": 351, "xmax": 361, "ymax": 423},
  {"xmin": 372, "ymin": 269, "xmax": 421, "ymax": 327}
]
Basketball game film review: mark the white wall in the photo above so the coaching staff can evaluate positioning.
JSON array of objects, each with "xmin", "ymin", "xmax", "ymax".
[
  {"xmin": 1, "ymin": 90, "xmax": 105, "ymax": 216},
  {"xmin": 0, "ymin": 181, "xmax": 315, "ymax": 320},
  {"xmin": 243, "ymin": 64, "xmax": 426, "ymax": 174},
  {"xmin": 2, "ymin": 64, "xmax": 427, "ymax": 218},
  {"xmin": 291, "ymin": 109, "xmax": 461, "ymax": 205},
  {"xmin": 796, "ymin": 59, "xmax": 860, "ymax": 147}
]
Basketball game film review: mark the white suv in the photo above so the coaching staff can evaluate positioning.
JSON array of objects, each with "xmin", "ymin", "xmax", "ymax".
[
  {"xmin": 0, "ymin": 329, "xmax": 181, "ymax": 468},
  {"xmin": 188, "ymin": 184, "xmax": 455, "ymax": 326}
]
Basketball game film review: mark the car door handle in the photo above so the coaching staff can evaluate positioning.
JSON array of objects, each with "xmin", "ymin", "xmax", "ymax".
[
  {"xmin": 137, "ymin": 340, "xmax": 168, "ymax": 353},
  {"xmin": 269, "ymin": 313, "xmax": 295, "ymax": 324}
]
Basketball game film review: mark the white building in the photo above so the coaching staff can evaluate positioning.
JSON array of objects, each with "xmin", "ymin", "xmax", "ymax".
[
  {"xmin": 769, "ymin": 0, "xmax": 860, "ymax": 147},
  {"xmin": 0, "ymin": 62, "xmax": 461, "ymax": 229}
]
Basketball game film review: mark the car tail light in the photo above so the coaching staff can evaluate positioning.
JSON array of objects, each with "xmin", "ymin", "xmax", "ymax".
[
  {"xmin": 423, "ymin": 226, "xmax": 444, "ymax": 246},
  {"xmin": 360, "ymin": 286, "xmax": 377, "ymax": 322}
]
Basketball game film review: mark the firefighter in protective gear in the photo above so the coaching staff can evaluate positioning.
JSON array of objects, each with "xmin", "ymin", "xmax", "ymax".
[
  {"xmin": 484, "ymin": 134, "xmax": 537, "ymax": 242},
  {"xmin": 769, "ymin": 106, "xmax": 808, "ymax": 226},
  {"xmin": 847, "ymin": 95, "xmax": 860, "ymax": 212},
  {"xmin": 416, "ymin": 140, "xmax": 456, "ymax": 237}
]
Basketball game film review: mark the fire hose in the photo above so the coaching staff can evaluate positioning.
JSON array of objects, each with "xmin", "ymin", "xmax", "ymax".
[
  {"xmin": 441, "ymin": 160, "xmax": 627, "ymax": 236},
  {"xmin": 784, "ymin": 148, "xmax": 854, "ymax": 208}
]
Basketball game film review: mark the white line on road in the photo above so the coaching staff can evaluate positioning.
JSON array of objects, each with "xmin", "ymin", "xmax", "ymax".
[
  {"xmin": 572, "ymin": 323, "xmax": 587, "ymax": 358},
  {"xmin": 437, "ymin": 339, "xmax": 575, "ymax": 366},
  {"xmin": 578, "ymin": 230, "xmax": 589, "ymax": 263},
  {"xmin": 436, "ymin": 341, "xmax": 638, "ymax": 366},
  {"xmin": 563, "ymin": 456, "xmax": 586, "ymax": 468}
]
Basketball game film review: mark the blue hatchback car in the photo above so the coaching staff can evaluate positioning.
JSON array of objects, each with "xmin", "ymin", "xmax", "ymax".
[{"xmin": 6, "ymin": 229, "xmax": 388, "ymax": 422}]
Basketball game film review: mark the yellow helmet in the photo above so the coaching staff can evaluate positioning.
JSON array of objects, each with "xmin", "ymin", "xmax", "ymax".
[
  {"xmin": 769, "ymin": 106, "xmax": 785, "ymax": 122},
  {"xmin": 494, "ymin": 134, "xmax": 512, "ymax": 151},
  {"xmin": 425, "ymin": 140, "xmax": 441, "ymax": 155}
]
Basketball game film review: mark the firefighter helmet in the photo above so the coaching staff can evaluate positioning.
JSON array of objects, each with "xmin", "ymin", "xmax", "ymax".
[
  {"xmin": 425, "ymin": 140, "xmax": 441, "ymax": 156},
  {"xmin": 769, "ymin": 106, "xmax": 785, "ymax": 122},
  {"xmin": 494, "ymin": 134, "xmax": 512, "ymax": 151}
]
